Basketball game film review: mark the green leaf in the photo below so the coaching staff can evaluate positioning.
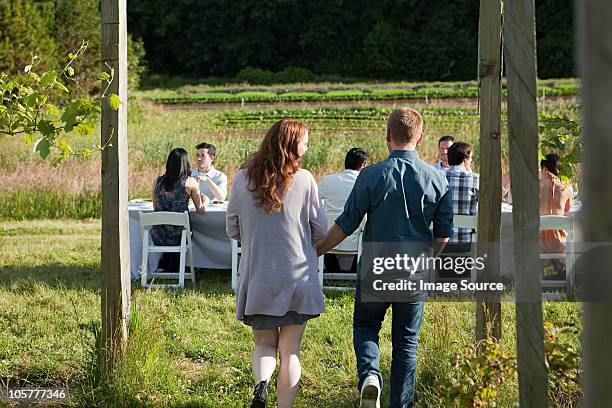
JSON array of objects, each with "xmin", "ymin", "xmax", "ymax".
[
  {"xmin": 46, "ymin": 104, "xmax": 61, "ymax": 118},
  {"xmin": 26, "ymin": 92, "xmax": 43, "ymax": 108},
  {"xmin": 66, "ymin": 67, "xmax": 75, "ymax": 77},
  {"xmin": 109, "ymin": 94, "xmax": 122, "ymax": 110},
  {"xmin": 97, "ymin": 72, "xmax": 111, "ymax": 81},
  {"xmin": 75, "ymin": 122, "xmax": 95, "ymax": 136},
  {"xmin": 53, "ymin": 154, "xmax": 69, "ymax": 166},
  {"xmin": 34, "ymin": 138, "xmax": 51, "ymax": 159},
  {"xmin": 39, "ymin": 71, "xmax": 58, "ymax": 88},
  {"xmin": 55, "ymin": 82, "xmax": 69, "ymax": 93},
  {"xmin": 58, "ymin": 139, "xmax": 74, "ymax": 155},
  {"xmin": 37, "ymin": 120, "xmax": 56, "ymax": 136},
  {"xmin": 538, "ymin": 148, "xmax": 546, "ymax": 161}
]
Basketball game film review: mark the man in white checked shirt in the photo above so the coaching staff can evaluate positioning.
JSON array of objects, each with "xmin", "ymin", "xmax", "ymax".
[
  {"xmin": 438, "ymin": 141, "xmax": 479, "ymax": 280},
  {"xmin": 445, "ymin": 142, "xmax": 479, "ymax": 244}
]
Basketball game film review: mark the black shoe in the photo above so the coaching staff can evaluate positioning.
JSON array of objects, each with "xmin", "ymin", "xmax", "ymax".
[{"xmin": 250, "ymin": 380, "xmax": 268, "ymax": 408}]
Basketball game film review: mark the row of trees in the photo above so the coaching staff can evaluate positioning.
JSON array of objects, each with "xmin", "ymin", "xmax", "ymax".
[
  {"xmin": 128, "ymin": 0, "xmax": 574, "ymax": 82},
  {"xmin": 1, "ymin": 0, "xmax": 573, "ymax": 84},
  {"xmin": 0, "ymin": 0, "xmax": 145, "ymax": 93}
]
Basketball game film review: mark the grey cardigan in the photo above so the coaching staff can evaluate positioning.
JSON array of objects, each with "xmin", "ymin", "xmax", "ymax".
[{"xmin": 226, "ymin": 169, "xmax": 327, "ymax": 320}]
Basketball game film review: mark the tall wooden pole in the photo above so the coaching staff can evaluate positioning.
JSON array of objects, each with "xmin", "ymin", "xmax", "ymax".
[
  {"xmin": 504, "ymin": 0, "xmax": 547, "ymax": 405},
  {"xmin": 101, "ymin": 0, "xmax": 130, "ymax": 371},
  {"xmin": 476, "ymin": 0, "xmax": 503, "ymax": 341},
  {"xmin": 579, "ymin": 0, "xmax": 612, "ymax": 406}
]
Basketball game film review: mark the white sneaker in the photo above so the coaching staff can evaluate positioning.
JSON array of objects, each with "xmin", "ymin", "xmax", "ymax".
[{"xmin": 359, "ymin": 374, "xmax": 381, "ymax": 408}]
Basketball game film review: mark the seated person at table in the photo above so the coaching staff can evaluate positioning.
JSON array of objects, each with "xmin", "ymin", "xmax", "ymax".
[
  {"xmin": 440, "ymin": 142, "xmax": 479, "ymax": 278},
  {"xmin": 539, "ymin": 154, "xmax": 573, "ymax": 274},
  {"xmin": 501, "ymin": 172, "xmax": 513, "ymax": 203},
  {"xmin": 152, "ymin": 148, "xmax": 209, "ymax": 272},
  {"xmin": 447, "ymin": 142, "xmax": 479, "ymax": 243},
  {"xmin": 318, "ymin": 147, "xmax": 369, "ymax": 274},
  {"xmin": 191, "ymin": 142, "xmax": 228, "ymax": 201},
  {"xmin": 432, "ymin": 135, "xmax": 454, "ymax": 174}
]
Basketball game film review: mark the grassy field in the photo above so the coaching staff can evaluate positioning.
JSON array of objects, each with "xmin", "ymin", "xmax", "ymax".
[
  {"xmin": 0, "ymin": 221, "xmax": 582, "ymax": 407},
  {"xmin": 0, "ymin": 95, "xmax": 579, "ymax": 220},
  {"xmin": 0, "ymin": 84, "xmax": 584, "ymax": 405}
]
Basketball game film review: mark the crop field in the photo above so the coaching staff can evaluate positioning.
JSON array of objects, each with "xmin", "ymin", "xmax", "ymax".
[{"xmin": 140, "ymin": 79, "xmax": 579, "ymax": 105}]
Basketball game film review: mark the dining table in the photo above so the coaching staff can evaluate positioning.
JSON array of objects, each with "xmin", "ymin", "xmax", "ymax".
[{"xmin": 128, "ymin": 201, "xmax": 231, "ymax": 279}]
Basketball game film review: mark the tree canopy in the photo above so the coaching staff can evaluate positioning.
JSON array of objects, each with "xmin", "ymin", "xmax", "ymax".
[{"xmin": 127, "ymin": 0, "xmax": 574, "ymax": 81}]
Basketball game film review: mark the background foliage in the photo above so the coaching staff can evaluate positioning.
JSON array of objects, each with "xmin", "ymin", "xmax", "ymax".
[
  {"xmin": 127, "ymin": 0, "xmax": 574, "ymax": 82},
  {"xmin": 0, "ymin": 0, "xmax": 146, "ymax": 94}
]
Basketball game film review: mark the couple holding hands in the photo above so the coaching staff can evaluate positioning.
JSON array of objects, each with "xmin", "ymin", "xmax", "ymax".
[{"xmin": 227, "ymin": 108, "xmax": 454, "ymax": 408}]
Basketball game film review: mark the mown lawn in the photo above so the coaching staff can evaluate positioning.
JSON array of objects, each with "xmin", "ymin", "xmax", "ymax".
[{"xmin": 0, "ymin": 221, "xmax": 581, "ymax": 407}]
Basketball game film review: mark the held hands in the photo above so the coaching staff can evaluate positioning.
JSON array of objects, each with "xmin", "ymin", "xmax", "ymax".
[
  {"xmin": 201, "ymin": 194, "xmax": 210, "ymax": 207},
  {"xmin": 196, "ymin": 175, "xmax": 211, "ymax": 184}
]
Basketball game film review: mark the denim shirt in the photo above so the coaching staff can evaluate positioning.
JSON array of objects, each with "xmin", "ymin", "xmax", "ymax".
[{"xmin": 336, "ymin": 150, "xmax": 453, "ymax": 243}]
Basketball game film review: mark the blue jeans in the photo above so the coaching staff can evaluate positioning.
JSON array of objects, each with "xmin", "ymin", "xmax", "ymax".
[{"xmin": 353, "ymin": 288, "xmax": 424, "ymax": 408}]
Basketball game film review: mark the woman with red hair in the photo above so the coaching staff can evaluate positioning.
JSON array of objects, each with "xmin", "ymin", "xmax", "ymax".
[{"xmin": 226, "ymin": 119, "xmax": 326, "ymax": 408}]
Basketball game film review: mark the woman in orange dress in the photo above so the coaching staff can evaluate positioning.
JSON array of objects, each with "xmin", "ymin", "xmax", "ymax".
[{"xmin": 539, "ymin": 154, "xmax": 573, "ymax": 274}]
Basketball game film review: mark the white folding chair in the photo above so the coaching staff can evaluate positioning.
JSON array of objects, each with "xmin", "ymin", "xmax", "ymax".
[
  {"xmin": 432, "ymin": 215, "xmax": 478, "ymax": 283},
  {"xmin": 453, "ymin": 214, "xmax": 478, "ymax": 231},
  {"xmin": 318, "ymin": 219, "xmax": 364, "ymax": 292},
  {"xmin": 139, "ymin": 211, "xmax": 195, "ymax": 289},
  {"xmin": 231, "ymin": 238, "xmax": 241, "ymax": 292},
  {"xmin": 539, "ymin": 214, "xmax": 574, "ymax": 298}
]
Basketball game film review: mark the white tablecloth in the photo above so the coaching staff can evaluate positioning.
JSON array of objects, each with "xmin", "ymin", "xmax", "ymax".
[
  {"xmin": 127, "ymin": 201, "xmax": 581, "ymax": 279},
  {"xmin": 128, "ymin": 202, "xmax": 231, "ymax": 279}
]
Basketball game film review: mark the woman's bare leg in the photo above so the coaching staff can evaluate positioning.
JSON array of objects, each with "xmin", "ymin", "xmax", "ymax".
[
  {"xmin": 276, "ymin": 324, "xmax": 306, "ymax": 408},
  {"xmin": 252, "ymin": 328, "xmax": 279, "ymax": 384}
]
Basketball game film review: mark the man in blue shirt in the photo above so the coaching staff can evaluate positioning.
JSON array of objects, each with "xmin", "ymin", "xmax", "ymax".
[{"xmin": 317, "ymin": 108, "xmax": 453, "ymax": 408}]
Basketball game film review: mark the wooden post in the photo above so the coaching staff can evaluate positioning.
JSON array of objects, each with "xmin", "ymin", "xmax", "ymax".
[
  {"xmin": 579, "ymin": 0, "xmax": 612, "ymax": 406},
  {"xmin": 101, "ymin": 0, "xmax": 130, "ymax": 371},
  {"xmin": 476, "ymin": 0, "xmax": 503, "ymax": 341},
  {"xmin": 504, "ymin": 0, "xmax": 547, "ymax": 406}
]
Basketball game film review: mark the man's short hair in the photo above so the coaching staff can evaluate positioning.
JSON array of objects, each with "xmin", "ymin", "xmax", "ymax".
[
  {"xmin": 387, "ymin": 108, "xmax": 423, "ymax": 145},
  {"xmin": 344, "ymin": 148, "xmax": 369, "ymax": 170},
  {"xmin": 195, "ymin": 142, "xmax": 216, "ymax": 158},
  {"xmin": 438, "ymin": 135, "xmax": 455, "ymax": 145},
  {"xmin": 447, "ymin": 142, "xmax": 472, "ymax": 166}
]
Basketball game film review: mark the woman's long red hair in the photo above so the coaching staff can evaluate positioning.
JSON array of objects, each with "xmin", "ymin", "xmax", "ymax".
[{"xmin": 243, "ymin": 119, "xmax": 308, "ymax": 213}]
